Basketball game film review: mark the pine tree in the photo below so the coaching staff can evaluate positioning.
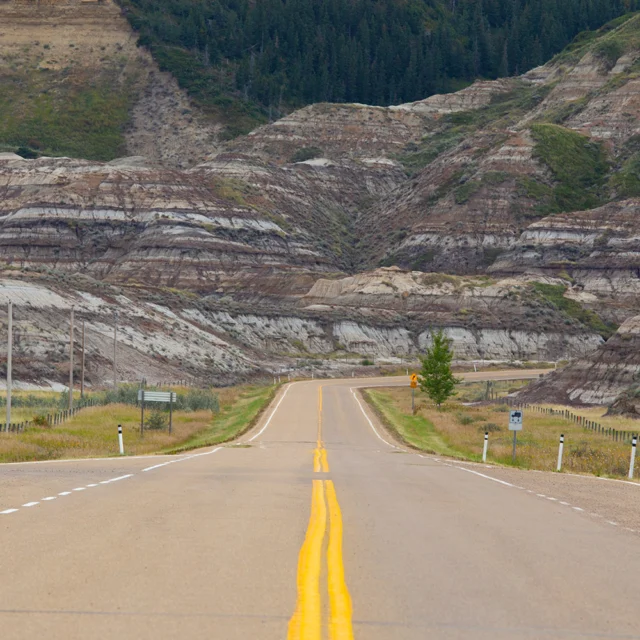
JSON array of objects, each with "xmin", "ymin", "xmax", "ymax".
[{"xmin": 419, "ymin": 330, "xmax": 461, "ymax": 407}]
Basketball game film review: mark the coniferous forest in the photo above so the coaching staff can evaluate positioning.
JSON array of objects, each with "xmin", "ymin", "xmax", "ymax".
[{"xmin": 118, "ymin": 0, "xmax": 640, "ymax": 133}]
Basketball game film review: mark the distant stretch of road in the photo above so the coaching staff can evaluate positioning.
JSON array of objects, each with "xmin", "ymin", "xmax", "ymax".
[{"xmin": 2, "ymin": 370, "xmax": 639, "ymax": 639}]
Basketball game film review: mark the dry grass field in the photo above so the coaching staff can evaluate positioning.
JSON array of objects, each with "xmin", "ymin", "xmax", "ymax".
[
  {"xmin": 364, "ymin": 384, "xmax": 639, "ymax": 479},
  {"xmin": 0, "ymin": 385, "xmax": 275, "ymax": 462}
]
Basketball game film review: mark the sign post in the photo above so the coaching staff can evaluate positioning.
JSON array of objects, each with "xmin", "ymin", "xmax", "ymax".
[
  {"xmin": 410, "ymin": 374, "xmax": 418, "ymax": 413},
  {"xmin": 140, "ymin": 389, "xmax": 145, "ymax": 437},
  {"xmin": 509, "ymin": 410, "xmax": 523, "ymax": 463},
  {"xmin": 137, "ymin": 390, "xmax": 177, "ymax": 435},
  {"xmin": 169, "ymin": 391, "xmax": 173, "ymax": 434}
]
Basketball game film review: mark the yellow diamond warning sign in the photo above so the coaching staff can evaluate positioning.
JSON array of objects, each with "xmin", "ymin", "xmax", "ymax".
[{"xmin": 410, "ymin": 373, "xmax": 418, "ymax": 389}]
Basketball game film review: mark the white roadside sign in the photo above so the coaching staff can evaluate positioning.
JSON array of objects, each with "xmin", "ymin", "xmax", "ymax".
[
  {"xmin": 138, "ymin": 391, "xmax": 177, "ymax": 403},
  {"xmin": 509, "ymin": 410, "xmax": 523, "ymax": 431}
]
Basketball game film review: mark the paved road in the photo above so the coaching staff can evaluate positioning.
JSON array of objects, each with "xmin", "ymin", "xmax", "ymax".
[{"xmin": 1, "ymin": 370, "xmax": 639, "ymax": 639}]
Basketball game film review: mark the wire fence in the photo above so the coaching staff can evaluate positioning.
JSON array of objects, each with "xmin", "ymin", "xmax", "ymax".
[
  {"xmin": 0, "ymin": 399, "xmax": 101, "ymax": 433},
  {"xmin": 504, "ymin": 398, "xmax": 638, "ymax": 444}
]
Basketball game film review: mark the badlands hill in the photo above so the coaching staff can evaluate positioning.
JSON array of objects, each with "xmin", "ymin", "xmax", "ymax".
[{"xmin": 0, "ymin": 8, "xmax": 639, "ymax": 402}]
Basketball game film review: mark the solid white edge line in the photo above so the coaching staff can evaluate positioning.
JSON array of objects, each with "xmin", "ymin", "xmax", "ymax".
[
  {"xmin": 142, "ymin": 461, "xmax": 174, "ymax": 472},
  {"xmin": 455, "ymin": 466, "xmax": 518, "ymax": 488},
  {"xmin": 247, "ymin": 384, "xmax": 293, "ymax": 442},
  {"xmin": 350, "ymin": 381, "xmax": 637, "ymax": 532},
  {"xmin": 350, "ymin": 387, "xmax": 399, "ymax": 450}
]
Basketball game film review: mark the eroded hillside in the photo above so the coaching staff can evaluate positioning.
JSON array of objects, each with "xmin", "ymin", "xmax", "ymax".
[
  {"xmin": 0, "ymin": 0, "xmax": 219, "ymax": 166},
  {"xmin": 1, "ymin": 11, "xmax": 639, "ymax": 397}
]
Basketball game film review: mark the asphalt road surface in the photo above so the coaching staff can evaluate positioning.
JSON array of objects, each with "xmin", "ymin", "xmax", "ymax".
[{"xmin": 2, "ymin": 370, "xmax": 639, "ymax": 640}]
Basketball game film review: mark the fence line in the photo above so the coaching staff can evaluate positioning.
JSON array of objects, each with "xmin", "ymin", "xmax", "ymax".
[
  {"xmin": 504, "ymin": 398, "xmax": 638, "ymax": 445},
  {"xmin": 0, "ymin": 398, "xmax": 100, "ymax": 433}
]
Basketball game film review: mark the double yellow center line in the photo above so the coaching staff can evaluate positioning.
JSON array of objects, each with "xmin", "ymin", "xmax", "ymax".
[{"xmin": 288, "ymin": 387, "xmax": 354, "ymax": 640}]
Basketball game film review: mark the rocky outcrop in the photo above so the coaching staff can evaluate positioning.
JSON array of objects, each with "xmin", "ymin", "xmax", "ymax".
[
  {"xmin": 516, "ymin": 315, "xmax": 640, "ymax": 406},
  {"xmin": 489, "ymin": 200, "xmax": 640, "ymax": 322}
]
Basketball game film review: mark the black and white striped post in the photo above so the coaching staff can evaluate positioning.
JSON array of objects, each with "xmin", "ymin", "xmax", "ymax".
[
  {"xmin": 482, "ymin": 431, "xmax": 489, "ymax": 463},
  {"xmin": 629, "ymin": 436, "xmax": 637, "ymax": 479},
  {"xmin": 118, "ymin": 424, "xmax": 124, "ymax": 455},
  {"xmin": 557, "ymin": 434, "xmax": 564, "ymax": 472}
]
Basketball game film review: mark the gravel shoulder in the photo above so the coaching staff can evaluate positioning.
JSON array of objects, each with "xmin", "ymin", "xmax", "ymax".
[{"xmin": 444, "ymin": 460, "xmax": 640, "ymax": 534}]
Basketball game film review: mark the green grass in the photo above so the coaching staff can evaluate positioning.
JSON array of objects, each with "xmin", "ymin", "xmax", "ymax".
[
  {"xmin": 363, "ymin": 389, "xmax": 464, "ymax": 458},
  {"xmin": 550, "ymin": 13, "xmax": 640, "ymax": 66},
  {"xmin": 529, "ymin": 123, "xmax": 610, "ymax": 214},
  {"xmin": 610, "ymin": 135, "xmax": 640, "ymax": 197},
  {"xmin": 162, "ymin": 385, "xmax": 277, "ymax": 453},
  {"xmin": 531, "ymin": 282, "xmax": 616, "ymax": 338},
  {"xmin": 0, "ymin": 65, "xmax": 138, "ymax": 161}
]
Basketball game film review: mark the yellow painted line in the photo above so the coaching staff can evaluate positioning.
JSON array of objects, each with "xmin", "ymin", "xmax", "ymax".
[
  {"xmin": 313, "ymin": 448, "xmax": 322, "ymax": 473},
  {"xmin": 288, "ymin": 479, "xmax": 327, "ymax": 640},
  {"xmin": 321, "ymin": 448, "xmax": 329, "ymax": 473},
  {"xmin": 326, "ymin": 480, "xmax": 354, "ymax": 640}
]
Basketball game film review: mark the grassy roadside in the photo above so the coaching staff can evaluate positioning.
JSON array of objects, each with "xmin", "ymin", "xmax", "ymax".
[
  {"xmin": 363, "ymin": 386, "xmax": 638, "ymax": 478},
  {"xmin": 0, "ymin": 385, "xmax": 278, "ymax": 462},
  {"xmin": 363, "ymin": 389, "xmax": 468, "ymax": 459},
  {"xmin": 162, "ymin": 385, "xmax": 278, "ymax": 454}
]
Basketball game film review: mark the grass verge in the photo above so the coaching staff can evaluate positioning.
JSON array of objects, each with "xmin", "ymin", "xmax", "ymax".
[
  {"xmin": 362, "ymin": 389, "xmax": 465, "ymax": 459},
  {"xmin": 162, "ymin": 385, "xmax": 278, "ymax": 454},
  {"xmin": 0, "ymin": 385, "xmax": 277, "ymax": 462},
  {"xmin": 362, "ymin": 386, "xmax": 638, "ymax": 478}
]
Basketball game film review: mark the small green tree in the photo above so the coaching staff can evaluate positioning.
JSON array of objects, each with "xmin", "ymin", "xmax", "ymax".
[{"xmin": 419, "ymin": 330, "xmax": 461, "ymax": 407}]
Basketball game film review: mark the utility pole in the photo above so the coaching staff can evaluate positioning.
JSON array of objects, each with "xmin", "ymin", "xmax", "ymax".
[
  {"xmin": 69, "ymin": 307, "xmax": 74, "ymax": 411},
  {"xmin": 81, "ymin": 319, "xmax": 85, "ymax": 398},
  {"xmin": 113, "ymin": 311, "xmax": 118, "ymax": 389},
  {"xmin": 6, "ymin": 301, "xmax": 12, "ymax": 429}
]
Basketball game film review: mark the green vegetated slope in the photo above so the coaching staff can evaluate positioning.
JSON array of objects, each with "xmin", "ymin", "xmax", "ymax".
[
  {"xmin": 399, "ymin": 13, "xmax": 640, "ymax": 209},
  {"xmin": 0, "ymin": 64, "xmax": 138, "ymax": 161},
  {"xmin": 117, "ymin": 0, "xmax": 638, "ymax": 137}
]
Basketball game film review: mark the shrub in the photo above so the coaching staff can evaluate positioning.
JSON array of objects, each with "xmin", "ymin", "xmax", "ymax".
[
  {"xmin": 290, "ymin": 147, "xmax": 323, "ymax": 163},
  {"xmin": 32, "ymin": 414, "xmax": 50, "ymax": 427},
  {"xmin": 482, "ymin": 422, "xmax": 502, "ymax": 433},
  {"xmin": 145, "ymin": 411, "xmax": 168, "ymax": 430},
  {"xmin": 361, "ymin": 358, "xmax": 374, "ymax": 366},
  {"xmin": 457, "ymin": 414, "xmax": 474, "ymax": 425}
]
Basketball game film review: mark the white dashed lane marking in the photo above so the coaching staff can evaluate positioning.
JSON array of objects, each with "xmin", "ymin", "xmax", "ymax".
[{"xmin": 0, "ymin": 446, "xmax": 225, "ymax": 517}]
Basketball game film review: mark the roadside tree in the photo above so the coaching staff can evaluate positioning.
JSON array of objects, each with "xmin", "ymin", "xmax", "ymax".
[{"xmin": 419, "ymin": 330, "xmax": 461, "ymax": 407}]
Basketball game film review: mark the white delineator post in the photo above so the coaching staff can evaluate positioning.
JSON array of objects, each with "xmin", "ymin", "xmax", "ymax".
[
  {"xmin": 629, "ymin": 436, "xmax": 637, "ymax": 479},
  {"xmin": 557, "ymin": 434, "xmax": 564, "ymax": 472},
  {"xmin": 482, "ymin": 431, "xmax": 489, "ymax": 463},
  {"xmin": 118, "ymin": 424, "xmax": 124, "ymax": 455}
]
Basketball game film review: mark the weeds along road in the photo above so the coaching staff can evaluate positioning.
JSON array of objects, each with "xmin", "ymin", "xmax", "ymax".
[{"xmin": 1, "ymin": 371, "xmax": 640, "ymax": 640}]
